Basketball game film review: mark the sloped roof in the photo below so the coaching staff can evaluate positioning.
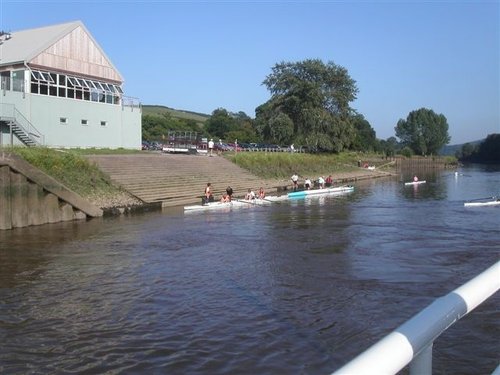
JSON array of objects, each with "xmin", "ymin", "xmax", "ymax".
[{"xmin": 0, "ymin": 20, "xmax": 123, "ymax": 82}]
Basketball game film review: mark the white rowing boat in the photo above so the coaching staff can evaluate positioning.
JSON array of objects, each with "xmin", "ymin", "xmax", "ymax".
[
  {"xmin": 184, "ymin": 196, "xmax": 287, "ymax": 212},
  {"xmin": 287, "ymin": 185, "xmax": 354, "ymax": 199},
  {"xmin": 404, "ymin": 180, "xmax": 426, "ymax": 186},
  {"xmin": 464, "ymin": 199, "xmax": 500, "ymax": 207}
]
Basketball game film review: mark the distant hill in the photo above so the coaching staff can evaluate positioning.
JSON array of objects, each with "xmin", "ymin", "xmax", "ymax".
[
  {"xmin": 440, "ymin": 139, "xmax": 483, "ymax": 156},
  {"xmin": 142, "ymin": 105, "xmax": 210, "ymax": 123}
]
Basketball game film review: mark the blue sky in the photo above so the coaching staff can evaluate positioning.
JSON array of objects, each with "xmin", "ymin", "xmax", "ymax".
[{"xmin": 1, "ymin": 0, "xmax": 499, "ymax": 144}]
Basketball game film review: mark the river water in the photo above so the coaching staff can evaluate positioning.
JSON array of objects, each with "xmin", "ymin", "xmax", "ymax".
[{"xmin": 0, "ymin": 165, "xmax": 498, "ymax": 374}]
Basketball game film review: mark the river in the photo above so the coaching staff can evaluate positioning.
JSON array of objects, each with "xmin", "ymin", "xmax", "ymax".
[{"xmin": 0, "ymin": 164, "xmax": 498, "ymax": 374}]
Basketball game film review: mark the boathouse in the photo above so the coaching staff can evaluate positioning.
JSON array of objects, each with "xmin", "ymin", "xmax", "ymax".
[{"xmin": 0, "ymin": 21, "xmax": 141, "ymax": 149}]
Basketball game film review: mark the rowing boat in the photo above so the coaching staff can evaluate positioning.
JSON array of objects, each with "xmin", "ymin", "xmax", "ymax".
[
  {"xmin": 184, "ymin": 196, "xmax": 287, "ymax": 211},
  {"xmin": 404, "ymin": 180, "xmax": 426, "ymax": 186},
  {"xmin": 464, "ymin": 199, "xmax": 500, "ymax": 207},
  {"xmin": 287, "ymin": 185, "xmax": 354, "ymax": 199}
]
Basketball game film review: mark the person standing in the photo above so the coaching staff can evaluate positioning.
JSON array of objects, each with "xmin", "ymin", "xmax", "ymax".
[
  {"xmin": 325, "ymin": 175, "xmax": 333, "ymax": 187},
  {"xmin": 208, "ymin": 139, "xmax": 214, "ymax": 157},
  {"xmin": 304, "ymin": 177, "xmax": 312, "ymax": 190},
  {"xmin": 291, "ymin": 173, "xmax": 299, "ymax": 191},
  {"xmin": 318, "ymin": 176, "xmax": 325, "ymax": 189}
]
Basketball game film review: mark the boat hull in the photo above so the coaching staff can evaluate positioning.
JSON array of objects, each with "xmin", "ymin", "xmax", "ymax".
[
  {"xmin": 404, "ymin": 180, "xmax": 426, "ymax": 186},
  {"xmin": 464, "ymin": 200, "xmax": 500, "ymax": 207},
  {"xmin": 184, "ymin": 196, "xmax": 286, "ymax": 211},
  {"xmin": 287, "ymin": 185, "xmax": 354, "ymax": 199}
]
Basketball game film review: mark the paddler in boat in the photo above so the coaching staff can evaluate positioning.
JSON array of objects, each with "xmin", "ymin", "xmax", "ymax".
[
  {"xmin": 226, "ymin": 186, "xmax": 233, "ymax": 201},
  {"xmin": 413, "ymin": 175, "xmax": 419, "ymax": 182},
  {"xmin": 245, "ymin": 188, "xmax": 256, "ymax": 200},
  {"xmin": 204, "ymin": 182, "xmax": 214, "ymax": 204},
  {"xmin": 258, "ymin": 187, "xmax": 266, "ymax": 199},
  {"xmin": 220, "ymin": 193, "xmax": 230, "ymax": 203}
]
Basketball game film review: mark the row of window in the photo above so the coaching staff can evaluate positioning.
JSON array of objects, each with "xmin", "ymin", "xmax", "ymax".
[
  {"xmin": 0, "ymin": 69, "xmax": 123, "ymax": 105},
  {"xmin": 31, "ymin": 69, "xmax": 122, "ymax": 105},
  {"xmin": 32, "ymin": 70, "xmax": 122, "ymax": 95},
  {"xmin": 60, "ymin": 117, "xmax": 108, "ymax": 127}
]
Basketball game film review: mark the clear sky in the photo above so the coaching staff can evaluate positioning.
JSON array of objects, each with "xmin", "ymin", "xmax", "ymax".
[{"xmin": 1, "ymin": 0, "xmax": 499, "ymax": 144}]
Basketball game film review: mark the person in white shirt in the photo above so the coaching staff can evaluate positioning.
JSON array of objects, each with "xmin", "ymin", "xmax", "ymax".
[
  {"xmin": 208, "ymin": 139, "xmax": 214, "ymax": 156},
  {"xmin": 291, "ymin": 173, "xmax": 299, "ymax": 191},
  {"xmin": 304, "ymin": 178, "xmax": 312, "ymax": 190},
  {"xmin": 318, "ymin": 176, "xmax": 325, "ymax": 189},
  {"xmin": 245, "ymin": 188, "xmax": 256, "ymax": 200}
]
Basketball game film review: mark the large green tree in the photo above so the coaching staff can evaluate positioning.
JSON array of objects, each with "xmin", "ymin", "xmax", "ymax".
[
  {"xmin": 204, "ymin": 108, "xmax": 236, "ymax": 139},
  {"xmin": 205, "ymin": 108, "xmax": 259, "ymax": 143},
  {"xmin": 395, "ymin": 108, "xmax": 451, "ymax": 155},
  {"xmin": 458, "ymin": 133, "xmax": 500, "ymax": 163},
  {"xmin": 351, "ymin": 114, "xmax": 378, "ymax": 152},
  {"xmin": 255, "ymin": 59, "xmax": 358, "ymax": 152}
]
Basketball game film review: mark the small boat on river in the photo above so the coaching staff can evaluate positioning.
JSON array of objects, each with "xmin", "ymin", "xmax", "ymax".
[
  {"xmin": 184, "ymin": 195, "xmax": 287, "ymax": 212},
  {"xmin": 404, "ymin": 180, "xmax": 426, "ymax": 186},
  {"xmin": 464, "ymin": 198, "xmax": 500, "ymax": 207},
  {"xmin": 287, "ymin": 185, "xmax": 354, "ymax": 199}
]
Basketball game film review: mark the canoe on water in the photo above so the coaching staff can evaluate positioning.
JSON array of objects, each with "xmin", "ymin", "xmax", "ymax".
[
  {"xmin": 184, "ymin": 195, "xmax": 287, "ymax": 212},
  {"xmin": 404, "ymin": 180, "xmax": 426, "ymax": 186},
  {"xmin": 464, "ymin": 199, "xmax": 500, "ymax": 207},
  {"xmin": 287, "ymin": 185, "xmax": 354, "ymax": 199}
]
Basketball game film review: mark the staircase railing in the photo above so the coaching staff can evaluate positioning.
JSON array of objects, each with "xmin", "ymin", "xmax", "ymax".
[
  {"xmin": 332, "ymin": 260, "xmax": 500, "ymax": 375},
  {"xmin": 0, "ymin": 103, "xmax": 44, "ymax": 146}
]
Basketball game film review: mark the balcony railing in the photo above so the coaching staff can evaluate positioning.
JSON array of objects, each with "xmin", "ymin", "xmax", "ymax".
[{"xmin": 333, "ymin": 260, "xmax": 500, "ymax": 375}]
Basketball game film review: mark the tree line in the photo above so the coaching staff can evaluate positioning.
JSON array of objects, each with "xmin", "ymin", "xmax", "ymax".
[
  {"xmin": 455, "ymin": 134, "xmax": 500, "ymax": 163},
  {"xmin": 144, "ymin": 59, "xmax": 455, "ymax": 157}
]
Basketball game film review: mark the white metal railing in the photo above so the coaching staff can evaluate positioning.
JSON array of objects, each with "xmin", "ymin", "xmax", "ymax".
[
  {"xmin": 0, "ymin": 103, "xmax": 45, "ymax": 145},
  {"xmin": 333, "ymin": 260, "xmax": 500, "ymax": 375},
  {"xmin": 121, "ymin": 95, "xmax": 141, "ymax": 110}
]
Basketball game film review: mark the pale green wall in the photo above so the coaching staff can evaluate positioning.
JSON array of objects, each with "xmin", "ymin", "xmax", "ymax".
[{"xmin": 0, "ymin": 87, "xmax": 141, "ymax": 149}]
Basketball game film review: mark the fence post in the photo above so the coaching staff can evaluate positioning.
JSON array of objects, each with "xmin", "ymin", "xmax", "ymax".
[{"xmin": 410, "ymin": 343, "xmax": 432, "ymax": 375}]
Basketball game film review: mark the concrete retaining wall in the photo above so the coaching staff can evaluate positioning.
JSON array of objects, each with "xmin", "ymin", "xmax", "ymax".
[{"xmin": 0, "ymin": 152, "xmax": 102, "ymax": 230}]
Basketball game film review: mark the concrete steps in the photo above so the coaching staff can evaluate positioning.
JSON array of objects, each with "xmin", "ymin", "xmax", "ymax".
[{"xmin": 87, "ymin": 153, "xmax": 284, "ymax": 207}]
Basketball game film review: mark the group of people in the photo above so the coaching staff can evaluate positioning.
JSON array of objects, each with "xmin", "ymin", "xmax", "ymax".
[
  {"xmin": 291, "ymin": 173, "xmax": 334, "ymax": 191},
  {"xmin": 204, "ymin": 183, "xmax": 265, "ymax": 204},
  {"xmin": 244, "ymin": 187, "xmax": 265, "ymax": 200}
]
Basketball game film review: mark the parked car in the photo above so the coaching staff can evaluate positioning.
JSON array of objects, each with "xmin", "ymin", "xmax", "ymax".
[
  {"xmin": 214, "ymin": 143, "xmax": 231, "ymax": 152},
  {"xmin": 227, "ymin": 143, "xmax": 243, "ymax": 152}
]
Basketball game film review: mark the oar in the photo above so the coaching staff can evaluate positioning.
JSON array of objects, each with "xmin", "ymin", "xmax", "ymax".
[
  {"xmin": 260, "ymin": 197, "xmax": 282, "ymax": 204},
  {"xmin": 235, "ymin": 198, "xmax": 256, "ymax": 205},
  {"xmin": 466, "ymin": 196, "xmax": 496, "ymax": 202}
]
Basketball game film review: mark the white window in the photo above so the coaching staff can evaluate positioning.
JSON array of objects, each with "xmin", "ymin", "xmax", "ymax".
[
  {"xmin": 68, "ymin": 77, "xmax": 82, "ymax": 88},
  {"xmin": 81, "ymin": 119, "xmax": 88, "ymax": 126},
  {"xmin": 60, "ymin": 117, "xmax": 68, "ymax": 125},
  {"xmin": 100, "ymin": 120, "xmax": 107, "ymax": 126}
]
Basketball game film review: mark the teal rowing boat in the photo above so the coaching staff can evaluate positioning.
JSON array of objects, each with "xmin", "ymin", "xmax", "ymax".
[{"xmin": 288, "ymin": 185, "xmax": 354, "ymax": 199}]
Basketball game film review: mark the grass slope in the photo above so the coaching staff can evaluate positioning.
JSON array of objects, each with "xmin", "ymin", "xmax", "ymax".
[
  {"xmin": 226, "ymin": 152, "xmax": 390, "ymax": 179},
  {"xmin": 142, "ymin": 105, "xmax": 209, "ymax": 123},
  {"xmin": 8, "ymin": 147, "xmax": 126, "ymax": 199}
]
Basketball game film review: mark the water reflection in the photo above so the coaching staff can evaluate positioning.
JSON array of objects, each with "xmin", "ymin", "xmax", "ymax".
[{"xmin": 0, "ymin": 166, "xmax": 498, "ymax": 374}]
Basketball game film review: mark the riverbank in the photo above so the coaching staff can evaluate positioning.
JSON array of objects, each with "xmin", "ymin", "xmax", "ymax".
[{"xmin": 6, "ymin": 147, "xmax": 456, "ymax": 213}]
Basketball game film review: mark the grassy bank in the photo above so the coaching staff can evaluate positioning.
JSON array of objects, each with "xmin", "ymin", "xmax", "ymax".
[
  {"xmin": 7, "ymin": 147, "xmax": 124, "ymax": 199},
  {"xmin": 226, "ymin": 151, "xmax": 389, "ymax": 179}
]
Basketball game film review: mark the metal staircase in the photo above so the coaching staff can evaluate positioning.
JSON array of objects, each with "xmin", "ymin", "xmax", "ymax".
[{"xmin": 0, "ymin": 104, "xmax": 44, "ymax": 146}]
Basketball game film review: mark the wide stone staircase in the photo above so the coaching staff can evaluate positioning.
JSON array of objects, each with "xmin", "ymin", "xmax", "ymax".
[{"xmin": 87, "ymin": 153, "xmax": 287, "ymax": 208}]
